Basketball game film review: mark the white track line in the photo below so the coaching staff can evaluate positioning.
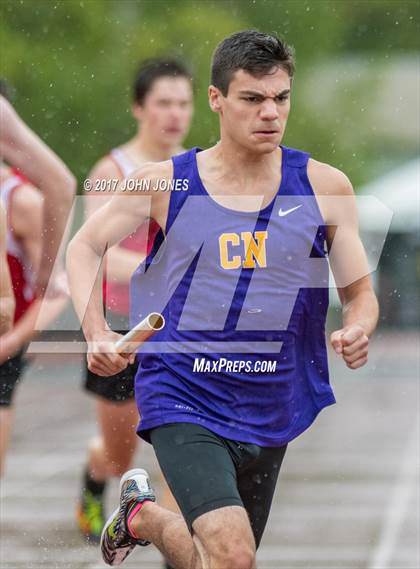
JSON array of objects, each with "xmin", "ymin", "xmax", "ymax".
[{"xmin": 367, "ymin": 421, "xmax": 419, "ymax": 569}]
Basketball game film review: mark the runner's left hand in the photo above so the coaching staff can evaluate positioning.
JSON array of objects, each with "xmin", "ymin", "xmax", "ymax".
[{"xmin": 330, "ymin": 324, "xmax": 369, "ymax": 369}]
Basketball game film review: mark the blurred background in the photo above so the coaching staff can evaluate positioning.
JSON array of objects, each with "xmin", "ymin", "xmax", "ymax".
[{"xmin": 1, "ymin": 2, "xmax": 419, "ymax": 568}]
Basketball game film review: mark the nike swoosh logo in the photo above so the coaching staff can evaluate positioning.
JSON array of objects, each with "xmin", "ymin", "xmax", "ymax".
[{"xmin": 278, "ymin": 204, "xmax": 303, "ymax": 217}]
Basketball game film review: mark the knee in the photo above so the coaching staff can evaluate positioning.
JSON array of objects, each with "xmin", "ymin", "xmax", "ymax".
[
  {"xmin": 228, "ymin": 548, "xmax": 255, "ymax": 569},
  {"xmin": 212, "ymin": 544, "xmax": 255, "ymax": 569}
]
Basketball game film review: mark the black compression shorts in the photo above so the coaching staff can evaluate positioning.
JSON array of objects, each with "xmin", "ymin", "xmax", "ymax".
[{"xmin": 149, "ymin": 422, "xmax": 287, "ymax": 547}]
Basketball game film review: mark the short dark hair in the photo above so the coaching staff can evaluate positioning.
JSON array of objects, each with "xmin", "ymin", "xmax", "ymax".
[
  {"xmin": 133, "ymin": 58, "xmax": 192, "ymax": 105},
  {"xmin": 211, "ymin": 30, "xmax": 295, "ymax": 95}
]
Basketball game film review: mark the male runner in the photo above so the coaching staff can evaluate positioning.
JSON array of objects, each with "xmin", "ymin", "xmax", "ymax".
[
  {"xmin": 0, "ymin": 164, "xmax": 69, "ymax": 475},
  {"xmin": 77, "ymin": 58, "xmax": 193, "ymax": 564},
  {"xmin": 0, "ymin": 85, "xmax": 74, "ymax": 474},
  {"xmin": 67, "ymin": 30, "xmax": 379, "ymax": 569}
]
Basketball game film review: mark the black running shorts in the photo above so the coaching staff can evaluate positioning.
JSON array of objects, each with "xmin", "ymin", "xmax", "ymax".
[
  {"xmin": 0, "ymin": 351, "xmax": 26, "ymax": 407},
  {"xmin": 150, "ymin": 422, "xmax": 287, "ymax": 547},
  {"xmin": 84, "ymin": 357, "xmax": 137, "ymax": 402}
]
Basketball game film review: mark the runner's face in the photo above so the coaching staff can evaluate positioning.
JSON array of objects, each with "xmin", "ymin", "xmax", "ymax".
[
  {"xmin": 212, "ymin": 67, "xmax": 291, "ymax": 154},
  {"xmin": 133, "ymin": 77, "xmax": 193, "ymax": 147}
]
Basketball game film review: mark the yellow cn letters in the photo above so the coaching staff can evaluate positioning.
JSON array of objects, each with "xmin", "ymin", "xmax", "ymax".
[{"xmin": 219, "ymin": 231, "xmax": 268, "ymax": 270}]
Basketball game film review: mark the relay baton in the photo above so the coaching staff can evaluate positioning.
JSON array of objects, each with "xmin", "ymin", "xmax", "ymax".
[{"xmin": 115, "ymin": 312, "xmax": 165, "ymax": 354}]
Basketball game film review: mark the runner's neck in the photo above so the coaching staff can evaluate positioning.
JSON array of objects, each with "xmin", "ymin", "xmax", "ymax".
[{"xmin": 211, "ymin": 139, "xmax": 282, "ymax": 181}]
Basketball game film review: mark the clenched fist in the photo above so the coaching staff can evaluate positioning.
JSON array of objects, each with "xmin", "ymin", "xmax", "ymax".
[{"xmin": 330, "ymin": 324, "xmax": 369, "ymax": 369}]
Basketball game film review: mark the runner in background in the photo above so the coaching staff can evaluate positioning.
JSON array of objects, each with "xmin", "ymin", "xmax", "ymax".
[
  {"xmin": 78, "ymin": 60, "xmax": 193, "ymax": 569},
  {"xmin": 0, "ymin": 81, "xmax": 74, "ymax": 475},
  {"xmin": 0, "ymin": 163, "xmax": 69, "ymax": 475}
]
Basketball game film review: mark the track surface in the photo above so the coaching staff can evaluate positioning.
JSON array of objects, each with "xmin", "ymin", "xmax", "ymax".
[{"xmin": 1, "ymin": 331, "xmax": 418, "ymax": 568}]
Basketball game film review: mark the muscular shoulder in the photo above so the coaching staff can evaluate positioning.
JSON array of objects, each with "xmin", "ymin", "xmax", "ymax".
[
  {"xmin": 131, "ymin": 159, "xmax": 173, "ymax": 202},
  {"xmin": 307, "ymin": 158, "xmax": 354, "ymax": 197},
  {"xmin": 115, "ymin": 160, "xmax": 173, "ymax": 228},
  {"xmin": 130, "ymin": 159, "xmax": 173, "ymax": 187}
]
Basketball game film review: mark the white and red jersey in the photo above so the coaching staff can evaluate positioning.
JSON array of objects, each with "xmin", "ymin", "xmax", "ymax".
[
  {"xmin": 102, "ymin": 148, "xmax": 160, "ymax": 316},
  {"xmin": 0, "ymin": 172, "xmax": 36, "ymax": 323}
]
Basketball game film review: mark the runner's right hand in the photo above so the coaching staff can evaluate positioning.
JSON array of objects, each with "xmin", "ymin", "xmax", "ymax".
[{"xmin": 86, "ymin": 330, "xmax": 135, "ymax": 377}]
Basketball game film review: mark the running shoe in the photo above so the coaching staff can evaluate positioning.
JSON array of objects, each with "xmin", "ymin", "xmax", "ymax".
[
  {"xmin": 77, "ymin": 487, "xmax": 105, "ymax": 543},
  {"xmin": 101, "ymin": 468, "xmax": 156, "ymax": 566}
]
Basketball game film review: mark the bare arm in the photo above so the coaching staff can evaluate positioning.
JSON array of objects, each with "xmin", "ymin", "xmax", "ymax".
[
  {"xmin": 309, "ymin": 160, "xmax": 379, "ymax": 369},
  {"xmin": 0, "ymin": 96, "xmax": 76, "ymax": 295},
  {"xmin": 11, "ymin": 184, "xmax": 43, "ymax": 274},
  {"xmin": 0, "ymin": 206, "xmax": 15, "ymax": 334},
  {"xmin": 0, "ymin": 183, "xmax": 69, "ymax": 363},
  {"xmin": 85, "ymin": 157, "xmax": 147, "ymax": 283},
  {"xmin": 0, "ymin": 294, "xmax": 69, "ymax": 365},
  {"xmin": 67, "ymin": 161, "xmax": 170, "ymax": 376}
]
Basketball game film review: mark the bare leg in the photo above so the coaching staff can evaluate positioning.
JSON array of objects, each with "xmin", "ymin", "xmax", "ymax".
[
  {"xmin": 192, "ymin": 506, "xmax": 256, "ymax": 569},
  {"xmin": 79, "ymin": 399, "xmax": 139, "ymax": 540},
  {"xmin": 130, "ymin": 502, "xmax": 204, "ymax": 569},
  {"xmin": 88, "ymin": 398, "xmax": 138, "ymax": 480},
  {"xmin": 130, "ymin": 503, "xmax": 256, "ymax": 569},
  {"xmin": 0, "ymin": 407, "xmax": 14, "ymax": 477}
]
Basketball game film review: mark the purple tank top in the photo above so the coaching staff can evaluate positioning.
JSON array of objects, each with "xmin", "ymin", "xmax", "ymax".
[{"xmin": 130, "ymin": 146, "xmax": 335, "ymax": 446}]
